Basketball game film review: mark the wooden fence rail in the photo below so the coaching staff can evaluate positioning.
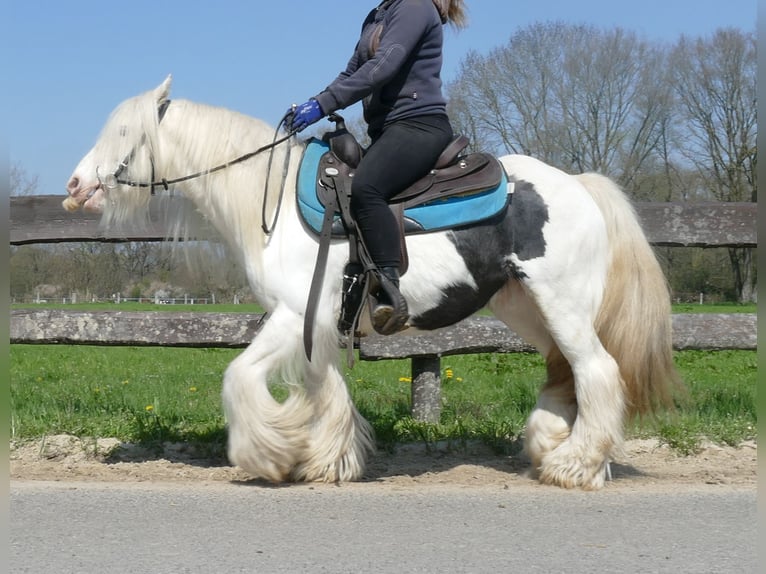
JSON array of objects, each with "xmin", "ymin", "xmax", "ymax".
[
  {"xmin": 10, "ymin": 309, "xmax": 757, "ymax": 352},
  {"xmin": 10, "ymin": 196, "xmax": 758, "ymax": 247},
  {"xmin": 10, "ymin": 196, "xmax": 758, "ymax": 422}
]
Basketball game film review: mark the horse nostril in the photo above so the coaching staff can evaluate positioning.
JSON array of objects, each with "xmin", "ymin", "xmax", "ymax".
[{"xmin": 67, "ymin": 177, "xmax": 80, "ymax": 193}]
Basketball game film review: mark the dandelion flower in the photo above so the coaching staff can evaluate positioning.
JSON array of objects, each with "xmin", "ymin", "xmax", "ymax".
[
  {"xmin": 399, "ymin": 377, "xmax": 412, "ymax": 383},
  {"xmin": 189, "ymin": 386, "xmax": 198, "ymax": 393},
  {"xmin": 145, "ymin": 405, "xmax": 154, "ymax": 412}
]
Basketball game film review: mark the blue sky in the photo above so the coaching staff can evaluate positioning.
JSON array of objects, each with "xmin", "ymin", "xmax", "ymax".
[{"xmin": 6, "ymin": 0, "xmax": 756, "ymax": 196}]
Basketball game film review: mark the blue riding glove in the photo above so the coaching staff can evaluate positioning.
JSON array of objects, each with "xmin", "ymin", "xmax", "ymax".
[{"xmin": 286, "ymin": 99, "xmax": 324, "ymax": 133}]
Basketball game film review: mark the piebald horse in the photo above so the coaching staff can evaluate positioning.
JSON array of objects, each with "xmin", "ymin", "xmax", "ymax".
[{"xmin": 65, "ymin": 77, "xmax": 679, "ymax": 489}]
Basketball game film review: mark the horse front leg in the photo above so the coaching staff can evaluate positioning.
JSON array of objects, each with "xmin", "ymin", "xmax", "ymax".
[
  {"xmin": 291, "ymin": 324, "xmax": 375, "ymax": 483},
  {"xmin": 222, "ymin": 306, "xmax": 313, "ymax": 482}
]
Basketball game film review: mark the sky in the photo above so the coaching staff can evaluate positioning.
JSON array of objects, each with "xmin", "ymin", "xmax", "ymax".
[{"xmin": 5, "ymin": 0, "xmax": 757, "ymax": 197}]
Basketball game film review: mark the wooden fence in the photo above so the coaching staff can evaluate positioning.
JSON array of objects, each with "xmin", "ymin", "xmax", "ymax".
[{"xmin": 10, "ymin": 195, "xmax": 758, "ymax": 421}]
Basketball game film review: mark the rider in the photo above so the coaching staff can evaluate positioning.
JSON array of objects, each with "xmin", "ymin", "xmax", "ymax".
[{"xmin": 286, "ymin": 0, "xmax": 468, "ymax": 335}]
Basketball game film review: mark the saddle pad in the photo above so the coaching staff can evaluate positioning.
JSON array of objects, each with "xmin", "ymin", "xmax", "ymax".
[{"xmin": 296, "ymin": 138, "xmax": 508, "ymax": 235}]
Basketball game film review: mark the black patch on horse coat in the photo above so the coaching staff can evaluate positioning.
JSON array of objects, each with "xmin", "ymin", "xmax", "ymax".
[
  {"xmin": 409, "ymin": 184, "xmax": 549, "ymax": 330},
  {"xmin": 507, "ymin": 179, "xmax": 549, "ymax": 262}
]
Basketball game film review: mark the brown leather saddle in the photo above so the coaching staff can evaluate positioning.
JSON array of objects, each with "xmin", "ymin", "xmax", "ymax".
[
  {"xmin": 315, "ymin": 116, "xmax": 503, "ymax": 272},
  {"xmin": 303, "ymin": 114, "xmax": 504, "ymax": 360},
  {"xmin": 316, "ymin": 118, "xmax": 503, "ymax": 249}
]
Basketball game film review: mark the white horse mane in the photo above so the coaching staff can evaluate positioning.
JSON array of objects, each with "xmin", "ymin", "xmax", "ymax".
[{"xmin": 96, "ymin": 78, "xmax": 302, "ymax": 269}]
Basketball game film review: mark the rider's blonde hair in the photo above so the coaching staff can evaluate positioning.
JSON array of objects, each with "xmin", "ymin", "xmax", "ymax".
[{"xmin": 432, "ymin": 0, "xmax": 468, "ymax": 28}]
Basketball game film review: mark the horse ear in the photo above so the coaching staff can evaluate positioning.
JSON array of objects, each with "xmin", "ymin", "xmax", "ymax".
[{"xmin": 155, "ymin": 74, "xmax": 173, "ymax": 104}]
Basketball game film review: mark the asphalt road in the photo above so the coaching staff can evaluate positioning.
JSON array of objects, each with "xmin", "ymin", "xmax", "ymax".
[{"xmin": 10, "ymin": 481, "xmax": 756, "ymax": 574}]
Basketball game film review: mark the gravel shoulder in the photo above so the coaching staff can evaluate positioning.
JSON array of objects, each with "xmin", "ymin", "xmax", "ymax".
[{"xmin": 10, "ymin": 434, "xmax": 757, "ymax": 492}]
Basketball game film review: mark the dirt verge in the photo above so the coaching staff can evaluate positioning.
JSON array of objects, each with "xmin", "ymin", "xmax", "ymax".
[{"xmin": 10, "ymin": 434, "xmax": 757, "ymax": 492}]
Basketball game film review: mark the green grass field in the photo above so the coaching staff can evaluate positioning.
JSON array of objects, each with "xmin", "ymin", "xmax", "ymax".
[
  {"xmin": 10, "ymin": 344, "xmax": 756, "ymax": 457},
  {"xmin": 11, "ymin": 301, "xmax": 757, "ymax": 314},
  {"xmin": 10, "ymin": 301, "xmax": 756, "ymax": 455}
]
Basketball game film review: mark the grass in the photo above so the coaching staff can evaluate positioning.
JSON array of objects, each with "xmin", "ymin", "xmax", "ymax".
[
  {"xmin": 11, "ymin": 302, "xmax": 757, "ymax": 314},
  {"xmin": 670, "ymin": 302, "xmax": 756, "ymax": 314},
  {"xmin": 647, "ymin": 350, "xmax": 757, "ymax": 453},
  {"xmin": 10, "ymin": 344, "xmax": 757, "ymax": 457},
  {"xmin": 10, "ymin": 301, "xmax": 756, "ymax": 456}
]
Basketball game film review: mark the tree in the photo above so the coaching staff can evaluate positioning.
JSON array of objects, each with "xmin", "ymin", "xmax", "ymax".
[
  {"xmin": 10, "ymin": 162, "xmax": 38, "ymax": 196},
  {"xmin": 170, "ymin": 242, "xmax": 250, "ymax": 301},
  {"xmin": 52, "ymin": 243, "xmax": 124, "ymax": 300},
  {"xmin": 9, "ymin": 246, "xmax": 55, "ymax": 298},
  {"xmin": 10, "ymin": 163, "xmax": 44, "ymax": 299},
  {"xmin": 447, "ymin": 22, "xmax": 674, "ymax": 192},
  {"xmin": 670, "ymin": 29, "xmax": 757, "ymax": 301},
  {"xmin": 120, "ymin": 242, "xmax": 173, "ymax": 283},
  {"xmin": 446, "ymin": 23, "xmax": 755, "ymax": 302}
]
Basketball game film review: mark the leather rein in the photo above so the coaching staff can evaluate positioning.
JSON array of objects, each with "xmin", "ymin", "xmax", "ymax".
[{"xmin": 99, "ymin": 100, "xmax": 296, "ymax": 235}]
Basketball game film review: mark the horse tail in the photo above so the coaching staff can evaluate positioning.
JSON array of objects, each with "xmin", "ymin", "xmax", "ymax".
[{"xmin": 574, "ymin": 173, "xmax": 683, "ymax": 417}]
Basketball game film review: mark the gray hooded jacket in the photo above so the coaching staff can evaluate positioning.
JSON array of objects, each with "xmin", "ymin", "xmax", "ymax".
[{"xmin": 314, "ymin": 0, "xmax": 447, "ymax": 136}]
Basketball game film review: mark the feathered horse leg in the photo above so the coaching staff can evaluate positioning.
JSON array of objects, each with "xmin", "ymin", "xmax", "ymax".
[
  {"xmin": 293, "ymin": 306, "xmax": 375, "ymax": 482},
  {"xmin": 224, "ymin": 302, "xmax": 374, "ymax": 483},
  {"xmin": 222, "ymin": 304, "xmax": 313, "ymax": 482}
]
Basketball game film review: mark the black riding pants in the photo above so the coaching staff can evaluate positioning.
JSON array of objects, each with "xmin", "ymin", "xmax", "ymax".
[{"xmin": 351, "ymin": 114, "xmax": 453, "ymax": 268}]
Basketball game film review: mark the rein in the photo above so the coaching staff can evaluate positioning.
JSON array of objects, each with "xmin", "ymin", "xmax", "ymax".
[
  {"xmin": 115, "ymin": 133, "xmax": 294, "ymax": 191},
  {"xmin": 105, "ymin": 101, "xmax": 296, "ymax": 235}
]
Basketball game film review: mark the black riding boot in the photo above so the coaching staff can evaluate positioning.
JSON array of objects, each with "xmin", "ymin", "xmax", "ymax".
[
  {"xmin": 338, "ymin": 262, "xmax": 365, "ymax": 335},
  {"xmin": 371, "ymin": 266, "xmax": 408, "ymax": 335}
]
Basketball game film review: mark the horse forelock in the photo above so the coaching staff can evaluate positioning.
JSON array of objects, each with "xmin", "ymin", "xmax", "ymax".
[{"xmin": 97, "ymin": 88, "xmax": 165, "ymax": 227}]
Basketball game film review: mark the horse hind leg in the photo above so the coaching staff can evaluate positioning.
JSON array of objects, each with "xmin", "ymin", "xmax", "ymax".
[
  {"xmin": 523, "ymin": 347, "xmax": 578, "ymax": 476},
  {"xmin": 492, "ymin": 277, "xmax": 623, "ymax": 489},
  {"xmin": 489, "ymin": 282, "xmax": 578, "ymax": 479},
  {"xmin": 536, "ymin": 329, "xmax": 625, "ymax": 490}
]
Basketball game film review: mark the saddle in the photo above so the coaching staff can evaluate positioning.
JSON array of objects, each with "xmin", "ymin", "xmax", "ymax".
[
  {"xmin": 316, "ymin": 119, "xmax": 505, "ymax": 254},
  {"xmin": 303, "ymin": 114, "xmax": 506, "ymax": 361}
]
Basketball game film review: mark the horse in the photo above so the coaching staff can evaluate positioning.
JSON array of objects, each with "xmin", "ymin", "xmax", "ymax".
[{"xmin": 65, "ymin": 76, "xmax": 680, "ymax": 489}]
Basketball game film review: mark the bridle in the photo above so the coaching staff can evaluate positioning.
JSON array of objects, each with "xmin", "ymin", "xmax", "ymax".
[{"xmin": 96, "ymin": 100, "xmax": 297, "ymax": 234}]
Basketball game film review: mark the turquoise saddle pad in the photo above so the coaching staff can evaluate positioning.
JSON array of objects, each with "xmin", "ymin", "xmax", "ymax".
[{"xmin": 296, "ymin": 138, "xmax": 508, "ymax": 235}]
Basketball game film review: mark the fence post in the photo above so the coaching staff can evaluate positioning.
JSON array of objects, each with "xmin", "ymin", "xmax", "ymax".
[{"xmin": 410, "ymin": 356, "xmax": 441, "ymax": 423}]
